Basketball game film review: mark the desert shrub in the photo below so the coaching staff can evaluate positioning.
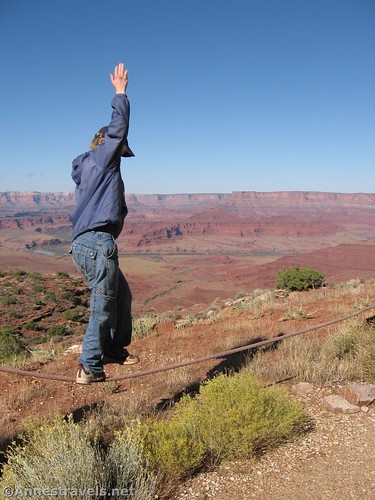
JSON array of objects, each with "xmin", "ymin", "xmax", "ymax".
[
  {"xmin": 29, "ymin": 272, "xmax": 43, "ymax": 280},
  {"xmin": 141, "ymin": 416, "xmax": 205, "ymax": 480},
  {"xmin": 23, "ymin": 321, "xmax": 43, "ymax": 332},
  {"xmin": 132, "ymin": 314, "xmax": 158, "ymax": 340},
  {"xmin": 46, "ymin": 325, "xmax": 69, "ymax": 337},
  {"xmin": 322, "ymin": 319, "xmax": 375, "ymax": 382},
  {"xmin": 56, "ymin": 271, "xmax": 70, "ymax": 278},
  {"xmin": 1, "ymin": 295, "xmax": 17, "ymax": 306},
  {"xmin": 61, "ymin": 290, "xmax": 81, "ymax": 305},
  {"xmin": 174, "ymin": 372, "xmax": 305, "ymax": 464},
  {"xmin": 0, "ymin": 418, "xmax": 104, "ymax": 496},
  {"xmin": 44, "ymin": 291, "xmax": 57, "ymax": 302},
  {"xmin": 63, "ymin": 308, "xmax": 82, "ymax": 322},
  {"xmin": 32, "ymin": 284, "xmax": 45, "ymax": 293},
  {"xmin": 276, "ymin": 265, "xmax": 325, "ymax": 292},
  {"xmin": 0, "ymin": 326, "xmax": 26, "ymax": 362},
  {"xmin": 107, "ymin": 424, "xmax": 157, "ymax": 499},
  {"xmin": 282, "ymin": 305, "xmax": 314, "ymax": 321},
  {"xmin": 1, "ymin": 418, "xmax": 157, "ymax": 500},
  {"xmin": 13, "ymin": 269, "xmax": 27, "ymax": 277},
  {"xmin": 141, "ymin": 372, "xmax": 305, "ymax": 480},
  {"xmin": 175, "ymin": 314, "xmax": 200, "ymax": 329},
  {"xmin": 12, "ymin": 269, "xmax": 27, "ymax": 282},
  {"xmin": 324, "ymin": 329, "xmax": 357, "ymax": 360}
]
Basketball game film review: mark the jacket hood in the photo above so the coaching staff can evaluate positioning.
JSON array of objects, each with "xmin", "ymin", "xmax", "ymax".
[{"xmin": 71, "ymin": 152, "xmax": 89, "ymax": 185}]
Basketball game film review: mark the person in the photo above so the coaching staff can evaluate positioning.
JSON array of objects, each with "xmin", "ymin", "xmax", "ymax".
[{"xmin": 70, "ymin": 62, "xmax": 138, "ymax": 385}]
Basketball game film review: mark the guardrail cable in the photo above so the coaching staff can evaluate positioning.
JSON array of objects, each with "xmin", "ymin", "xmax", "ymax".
[{"xmin": 0, "ymin": 304, "xmax": 374, "ymax": 384}]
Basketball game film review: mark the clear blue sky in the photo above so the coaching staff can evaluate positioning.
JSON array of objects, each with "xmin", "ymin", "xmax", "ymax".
[{"xmin": 1, "ymin": 0, "xmax": 375, "ymax": 194}]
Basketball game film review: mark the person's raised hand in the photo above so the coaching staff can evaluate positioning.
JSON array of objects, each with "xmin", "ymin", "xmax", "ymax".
[{"xmin": 110, "ymin": 62, "xmax": 128, "ymax": 94}]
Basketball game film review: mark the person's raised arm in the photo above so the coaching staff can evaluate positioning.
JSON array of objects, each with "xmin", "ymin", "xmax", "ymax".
[{"xmin": 98, "ymin": 62, "xmax": 132, "ymax": 168}]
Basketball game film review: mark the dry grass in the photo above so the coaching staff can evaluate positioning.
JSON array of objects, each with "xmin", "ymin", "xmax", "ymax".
[
  {"xmin": 6, "ymin": 383, "xmax": 55, "ymax": 412},
  {"xmin": 245, "ymin": 317, "xmax": 375, "ymax": 385},
  {"xmin": 163, "ymin": 365, "xmax": 199, "ymax": 394}
]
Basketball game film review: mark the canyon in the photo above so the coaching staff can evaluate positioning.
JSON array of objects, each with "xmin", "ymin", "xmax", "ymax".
[{"xmin": 1, "ymin": 190, "xmax": 375, "ymax": 314}]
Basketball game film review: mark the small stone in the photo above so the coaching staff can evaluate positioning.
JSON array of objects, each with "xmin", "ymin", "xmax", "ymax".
[
  {"xmin": 321, "ymin": 395, "xmax": 360, "ymax": 414},
  {"xmin": 64, "ymin": 344, "xmax": 82, "ymax": 355},
  {"xmin": 361, "ymin": 406, "xmax": 370, "ymax": 413},
  {"xmin": 340, "ymin": 383, "xmax": 375, "ymax": 407},
  {"xmin": 292, "ymin": 382, "xmax": 315, "ymax": 396}
]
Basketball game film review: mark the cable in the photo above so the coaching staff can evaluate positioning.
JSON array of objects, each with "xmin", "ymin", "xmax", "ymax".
[{"xmin": 0, "ymin": 304, "xmax": 374, "ymax": 383}]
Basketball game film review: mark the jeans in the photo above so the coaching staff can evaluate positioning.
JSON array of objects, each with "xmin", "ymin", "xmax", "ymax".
[{"xmin": 71, "ymin": 231, "xmax": 132, "ymax": 372}]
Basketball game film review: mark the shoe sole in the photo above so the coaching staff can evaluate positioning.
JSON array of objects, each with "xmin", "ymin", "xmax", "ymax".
[
  {"xmin": 76, "ymin": 366, "xmax": 106, "ymax": 384},
  {"xmin": 76, "ymin": 376, "xmax": 106, "ymax": 385},
  {"xmin": 102, "ymin": 355, "xmax": 140, "ymax": 365}
]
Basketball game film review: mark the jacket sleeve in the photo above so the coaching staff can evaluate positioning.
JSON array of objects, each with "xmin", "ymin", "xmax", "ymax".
[{"xmin": 99, "ymin": 94, "xmax": 131, "ymax": 170}]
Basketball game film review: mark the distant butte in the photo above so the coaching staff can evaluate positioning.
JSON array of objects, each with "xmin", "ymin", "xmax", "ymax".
[{"xmin": 1, "ymin": 190, "xmax": 375, "ymax": 255}]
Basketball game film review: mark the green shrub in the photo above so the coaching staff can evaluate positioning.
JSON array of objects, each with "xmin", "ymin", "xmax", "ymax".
[
  {"xmin": 1, "ymin": 295, "xmax": 17, "ymax": 306},
  {"xmin": 13, "ymin": 269, "xmax": 26, "ymax": 276},
  {"xmin": 29, "ymin": 272, "xmax": 43, "ymax": 281},
  {"xmin": 56, "ymin": 271, "xmax": 69, "ymax": 278},
  {"xmin": 46, "ymin": 325, "xmax": 69, "ymax": 337},
  {"xmin": 44, "ymin": 291, "xmax": 57, "ymax": 302},
  {"xmin": 141, "ymin": 372, "xmax": 305, "ymax": 477},
  {"xmin": 13, "ymin": 269, "xmax": 27, "ymax": 282},
  {"xmin": 0, "ymin": 326, "xmax": 26, "ymax": 362},
  {"xmin": 141, "ymin": 416, "xmax": 205, "ymax": 480},
  {"xmin": 63, "ymin": 309, "xmax": 82, "ymax": 322},
  {"xmin": 61, "ymin": 290, "xmax": 81, "ymax": 305},
  {"xmin": 23, "ymin": 321, "xmax": 43, "ymax": 332},
  {"xmin": 276, "ymin": 265, "xmax": 325, "ymax": 291},
  {"xmin": 174, "ymin": 372, "xmax": 305, "ymax": 464}
]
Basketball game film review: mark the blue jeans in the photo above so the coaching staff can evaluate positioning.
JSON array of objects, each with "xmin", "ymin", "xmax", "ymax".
[{"xmin": 71, "ymin": 231, "xmax": 132, "ymax": 372}]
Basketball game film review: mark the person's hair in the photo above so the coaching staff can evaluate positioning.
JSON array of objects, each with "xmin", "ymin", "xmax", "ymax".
[
  {"xmin": 90, "ymin": 127, "xmax": 107, "ymax": 151},
  {"xmin": 90, "ymin": 135, "xmax": 105, "ymax": 151}
]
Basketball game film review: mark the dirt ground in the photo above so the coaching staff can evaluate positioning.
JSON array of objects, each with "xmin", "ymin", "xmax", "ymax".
[{"xmin": 1, "ymin": 279, "xmax": 375, "ymax": 498}]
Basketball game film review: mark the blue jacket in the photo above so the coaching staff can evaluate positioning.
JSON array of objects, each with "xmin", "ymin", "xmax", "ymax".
[{"xmin": 70, "ymin": 94, "xmax": 133, "ymax": 240}]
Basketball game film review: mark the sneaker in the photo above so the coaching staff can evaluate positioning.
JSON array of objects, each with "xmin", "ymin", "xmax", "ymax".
[
  {"xmin": 76, "ymin": 364, "xmax": 106, "ymax": 385},
  {"xmin": 102, "ymin": 350, "xmax": 140, "ymax": 365}
]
